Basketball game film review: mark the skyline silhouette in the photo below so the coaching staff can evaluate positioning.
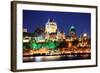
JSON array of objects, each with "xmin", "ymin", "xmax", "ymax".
[{"xmin": 23, "ymin": 10, "xmax": 91, "ymax": 37}]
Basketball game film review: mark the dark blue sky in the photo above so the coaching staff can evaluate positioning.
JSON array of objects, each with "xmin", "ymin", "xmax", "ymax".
[{"xmin": 23, "ymin": 10, "xmax": 91, "ymax": 37}]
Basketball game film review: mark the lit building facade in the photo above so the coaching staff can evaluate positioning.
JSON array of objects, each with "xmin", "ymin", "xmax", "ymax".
[
  {"xmin": 23, "ymin": 28, "xmax": 32, "ymax": 43},
  {"xmin": 78, "ymin": 33, "xmax": 90, "ymax": 48},
  {"xmin": 45, "ymin": 19, "xmax": 57, "ymax": 34}
]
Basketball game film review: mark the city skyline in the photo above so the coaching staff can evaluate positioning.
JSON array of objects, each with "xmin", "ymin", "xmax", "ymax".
[{"xmin": 23, "ymin": 10, "xmax": 91, "ymax": 37}]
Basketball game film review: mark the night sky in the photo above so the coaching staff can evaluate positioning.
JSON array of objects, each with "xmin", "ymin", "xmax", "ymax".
[{"xmin": 23, "ymin": 10, "xmax": 91, "ymax": 37}]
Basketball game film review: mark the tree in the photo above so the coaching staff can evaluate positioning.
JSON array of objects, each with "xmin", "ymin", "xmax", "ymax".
[
  {"xmin": 30, "ymin": 42, "xmax": 42, "ymax": 50},
  {"xmin": 23, "ymin": 43, "xmax": 32, "ymax": 52},
  {"xmin": 44, "ymin": 40, "xmax": 59, "ymax": 50}
]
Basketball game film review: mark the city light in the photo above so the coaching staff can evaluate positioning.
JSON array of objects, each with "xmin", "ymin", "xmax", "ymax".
[{"xmin": 23, "ymin": 19, "xmax": 91, "ymax": 62}]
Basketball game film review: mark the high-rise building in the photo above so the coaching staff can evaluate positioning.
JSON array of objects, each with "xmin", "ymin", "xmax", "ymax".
[
  {"xmin": 23, "ymin": 28, "xmax": 32, "ymax": 43},
  {"xmin": 45, "ymin": 19, "xmax": 57, "ymax": 34},
  {"xmin": 23, "ymin": 28, "xmax": 27, "ymax": 32}
]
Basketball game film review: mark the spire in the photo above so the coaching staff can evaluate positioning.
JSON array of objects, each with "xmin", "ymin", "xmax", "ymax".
[{"xmin": 49, "ymin": 18, "xmax": 55, "ymax": 22}]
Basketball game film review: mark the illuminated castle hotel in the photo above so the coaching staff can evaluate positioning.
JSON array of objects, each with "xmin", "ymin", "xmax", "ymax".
[
  {"xmin": 45, "ymin": 19, "xmax": 57, "ymax": 34},
  {"xmin": 44, "ymin": 19, "xmax": 66, "ymax": 41}
]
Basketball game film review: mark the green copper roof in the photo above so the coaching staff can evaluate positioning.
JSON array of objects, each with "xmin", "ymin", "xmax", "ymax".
[{"xmin": 70, "ymin": 26, "xmax": 76, "ymax": 32}]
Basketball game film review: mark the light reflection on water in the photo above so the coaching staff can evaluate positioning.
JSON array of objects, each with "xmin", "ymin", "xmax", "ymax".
[{"xmin": 23, "ymin": 54, "xmax": 90, "ymax": 62}]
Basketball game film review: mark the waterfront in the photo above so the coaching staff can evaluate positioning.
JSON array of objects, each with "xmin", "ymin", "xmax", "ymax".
[{"xmin": 23, "ymin": 47, "xmax": 91, "ymax": 62}]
